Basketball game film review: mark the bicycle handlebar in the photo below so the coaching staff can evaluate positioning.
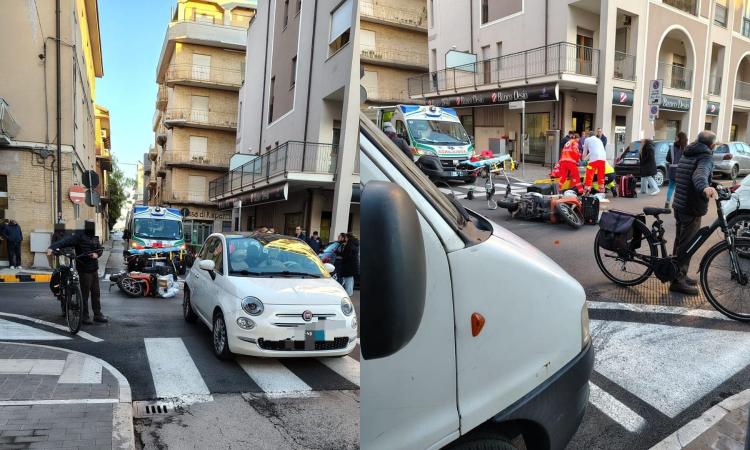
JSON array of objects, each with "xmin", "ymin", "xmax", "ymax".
[
  {"xmin": 50, "ymin": 249, "xmax": 100, "ymax": 260},
  {"xmin": 710, "ymin": 182, "xmax": 733, "ymax": 202}
]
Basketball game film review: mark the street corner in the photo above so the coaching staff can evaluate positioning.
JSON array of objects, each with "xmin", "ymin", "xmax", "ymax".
[
  {"xmin": 0, "ymin": 273, "xmax": 52, "ymax": 283},
  {"xmin": 0, "ymin": 342, "xmax": 134, "ymax": 450}
]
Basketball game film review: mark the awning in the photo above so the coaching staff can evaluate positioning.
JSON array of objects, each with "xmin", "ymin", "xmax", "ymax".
[{"xmin": 426, "ymin": 83, "xmax": 559, "ymax": 108}]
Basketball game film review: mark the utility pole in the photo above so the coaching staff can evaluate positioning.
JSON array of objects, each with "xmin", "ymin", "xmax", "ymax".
[{"xmin": 55, "ymin": 0, "xmax": 62, "ymax": 223}]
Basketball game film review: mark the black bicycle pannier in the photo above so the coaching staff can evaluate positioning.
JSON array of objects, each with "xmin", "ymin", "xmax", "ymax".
[
  {"xmin": 49, "ymin": 269, "xmax": 61, "ymax": 297},
  {"xmin": 598, "ymin": 211, "xmax": 635, "ymax": 252}
]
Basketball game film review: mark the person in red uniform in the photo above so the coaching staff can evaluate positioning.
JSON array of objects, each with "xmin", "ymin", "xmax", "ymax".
[{"xmin": 558, "ymin": 133, "xmax": 583, "ymax": 194}]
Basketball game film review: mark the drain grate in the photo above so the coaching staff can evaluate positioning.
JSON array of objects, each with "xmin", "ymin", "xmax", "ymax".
[{"xmin": 132, "ymin": 400, "xmax": 178, "ymax": 418}]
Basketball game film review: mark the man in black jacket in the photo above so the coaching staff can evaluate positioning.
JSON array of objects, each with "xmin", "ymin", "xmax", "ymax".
[
  {"xmin": 671, "ymin": 131, "xmax": 718, "ymax": 295},
  {"xmin": 47, "ymin": 220, "xmax": 107, "ymax": 324}
]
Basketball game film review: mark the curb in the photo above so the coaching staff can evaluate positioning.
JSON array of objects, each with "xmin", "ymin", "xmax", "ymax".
[
  {"xmin": 0, "ymin": 273, "xmax": 52, "ymax": 283},
  {"xmin": 4, "ymin": 342, "xmax": 135, "ymax": 450},
  {"xmin": 650, "ymin": 389, "xmax": 750, "ymax": 449}
]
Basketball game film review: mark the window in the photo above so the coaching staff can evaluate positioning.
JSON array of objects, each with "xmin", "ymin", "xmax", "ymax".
[
  {"xmin": 198, "ymin": 237, "xmax": 213, "ymax": 260},
  {"xmin": 268, "ymin": 76, "xmax": 275, "ymax": 123},
  {"xmin": 222, "ymin": 221, "xmax": 232, "ymax": 232},
  {"xmin": 429, "ymin": 0, "xmax": 434, "ymax": 28},
  {"xmin": 744, "ymin": 1, "xmax": 750, "ymax": 37},
  {"xmin": 362, "ymin": 70, "xmax": 378, "ymax": 98},
  {"xmin": 715, "ymin": 0, "xmax": 727, "ymax": 27},
  {"xmin": 192, "ymin": 54, "xmax": 211, "ymax": 81},
  {"xmin": 189, "ymin": 136, "xmax": 208, "ymax": 159},
  {"xmin": 0, "ymin": 175, "xmax": 7, "ymax": 219},
  {"xmin": 188, "ymin": 176, "xmax": 206, "ymax": 202},
  {"xmin": 194, "ymin": 12, "xmax": 214, "ymax": 24},
  {"xmin": 207, "ymin": 238, "xmax": 224, "ymax": 274},
  {"xmin": 191, "ymin": 95, "xmax": 209, "ymax": 123},
  {"xmin": 283, "ymin": 0, "xmax": 289, "ymax": 28},
  {"xmin": 481, "ymin": 0, "xmax": 488, "ymax": 24},
  {"xmin": 290, "ymin": 56, "xmax": 297, "ymax": 88},
  {"xmin": 360, "ymin": 29, "xmax": 376, "ymax": 52},
  {"xmin": 329, "ymin": 0, "xmax": 353, "ymax": 55},
  {"xmin": 284, "ymin": 212, "xmax": 304, "ymax": 236}
]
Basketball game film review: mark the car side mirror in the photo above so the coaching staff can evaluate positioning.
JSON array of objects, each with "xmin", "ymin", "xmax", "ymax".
[
  {"xmin": 360, "ymin": 181, "xmax": 426, "ymax": 360},
  {"xmin": 323, "ymin": 263, "xmax": 336, "ymax": 274},
  {"xmin": 199, "ymin": 259, "xmax": 216, "ymax": 280}
]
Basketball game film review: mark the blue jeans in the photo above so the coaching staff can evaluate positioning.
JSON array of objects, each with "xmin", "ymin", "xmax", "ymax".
[
  {"xmin": 666, "ymin": 180, "xmax": 676, "ymax": 203},
  {"xmin": 341, "ymin": 277, "xmax": 354, "ymax": 296},
  {"xmin": 640, "ymin": 176, "xmax": 660, "ymax": 195}
]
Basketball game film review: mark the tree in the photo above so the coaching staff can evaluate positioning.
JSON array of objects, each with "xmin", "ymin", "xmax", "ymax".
[{"xmin": 107, "ymin": 158, "xmax": 133, "ymax": 230}]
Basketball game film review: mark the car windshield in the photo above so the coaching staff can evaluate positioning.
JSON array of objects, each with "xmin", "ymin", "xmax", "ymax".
[
  {"xmin": 406, "ymin": 119, "xmax": 471, "ymax": 146},
  {"xmin": 226, "ymin": 236, "xmax": 328, "ymax": 278},
  {"xmin": 714, "ymin": 144, "xmax": 730, "ymax": 154},
  {"xmin": 133, "ymin": 218, "xmax": 182, "ymax": 240}
]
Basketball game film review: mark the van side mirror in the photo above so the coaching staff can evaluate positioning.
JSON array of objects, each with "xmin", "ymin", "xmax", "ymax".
[{"xmin": 360, "ymin": 181, "xmax": 426, "ymax": 360}]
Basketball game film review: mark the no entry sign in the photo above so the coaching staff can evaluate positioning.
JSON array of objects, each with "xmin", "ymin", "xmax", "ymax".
[{"xmin": 69, "ymin": 184, "xmax": 86, "ymax": 204}]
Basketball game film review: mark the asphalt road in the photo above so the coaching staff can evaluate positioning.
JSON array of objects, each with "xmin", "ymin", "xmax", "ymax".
[{"xmin": 455, "ymin": 177, "xmax": 750, "ymax": 450}]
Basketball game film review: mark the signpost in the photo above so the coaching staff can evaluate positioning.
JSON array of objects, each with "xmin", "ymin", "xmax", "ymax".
[
  {"xmin": 509, "ymin": 100, "xmax": 526, "ymax": 178},
  {"xmin": 68, "ymin": 184, "xmax": 86, "ymax": 204},
  {"xmin": 649, "ymin": 79, "xmax": 663, "ymax": 122}
]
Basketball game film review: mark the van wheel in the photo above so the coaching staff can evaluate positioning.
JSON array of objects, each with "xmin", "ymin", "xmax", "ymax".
[{"xmin": 448, "ymin": 432, "xmax": 519, "ymax": 450}]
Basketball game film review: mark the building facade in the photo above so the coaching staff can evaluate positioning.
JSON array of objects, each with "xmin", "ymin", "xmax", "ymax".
[
  {"xmin": 216, "ymin": 0, "xmax": 360, "ymax": 243},
  {"xmin": 360, "ymin": 0, "xmax": 428, "ymax": 117},
  {"xmin": 410, "ymin": 0, "xmax": 750, "ymax": 166},
  {"xmin": 149, "ymin": 0, "xmax": 256, "ymax": 252},
  {"xmin": 0, "ymin": 0, "xmax": 107, "ymax": 267}
]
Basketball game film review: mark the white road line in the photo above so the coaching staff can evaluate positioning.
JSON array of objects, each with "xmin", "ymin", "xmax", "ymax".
[
  {"xmin": 0, "ymin": 359, "xmax": 66, "ymax": 375},
  {"xmin": 144, "ymin": 338, "xmax": 211, "ymax": 399},
  {"xmin": 590, "ymin": 320, "xmax": 750, "ymax": 418},
  {"xmin": 58, "ymin": 353, "xmax": 103, "ymax": 384},
  {"xmin": 236, "ymin": 356, "xmax": 315, "ymax": 398},
  {"xmin": 588, "ymin": 382, "xmax": 646, "ymax": 432},
  {"xmin": 0, "ymin": 399, "xmax": 118, "ymax": 406},
  {"xmin": 318, "ymin": 356, "xmax": 360, "ymax": 386},
  {"xmin": 0, "ymin": 318, "xmax": 71, "ymax": 341},
  {"xmin": 0, "ymin": 313, "xmax": 103, "ymax": 342},
  {"xmin": 587, "ymin": 301, "xmax": 732, "ymax": 321}
]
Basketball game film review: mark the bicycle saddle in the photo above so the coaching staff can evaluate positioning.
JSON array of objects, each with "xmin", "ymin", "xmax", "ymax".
[{"xmin": 643, "ymin": 207, "xmax": 671, "ymax": 216}]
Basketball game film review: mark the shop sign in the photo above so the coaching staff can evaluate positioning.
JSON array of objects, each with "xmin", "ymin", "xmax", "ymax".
[
  {"xmin": 239, "ymin": 183, "xmax": 288, "ymax": 207},
  {"xmin": 660, "ymin": 95, "xmax": 691, "ymax": 112},
  {"xmin": 426, "ymin": 83, "xmax": 559, "ymax": 108},
  {"xmin": 185, "ymin": 207, "xmax": 231, "ymax": 220},
  {"xmin": 612, "ymin": 88, "xmax": 634, "ymax": 107},
  {"xmin": 706, "ymin": 101, "xmax": 720, "ymax": 116}
]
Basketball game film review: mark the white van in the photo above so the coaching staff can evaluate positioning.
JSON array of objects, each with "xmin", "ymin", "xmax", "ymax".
[{"xmin": 359, "ymin": 114, "xmax": 593, "ymax": 450}]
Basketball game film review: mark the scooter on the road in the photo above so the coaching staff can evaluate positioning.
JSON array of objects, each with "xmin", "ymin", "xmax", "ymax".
[
  {"xmin": 497, "ymin": 192, "xmax": 585, "ymax": 229},
  {"xmin": 110, "ymin": 250, "xmax": 179, "ymax": 298}
]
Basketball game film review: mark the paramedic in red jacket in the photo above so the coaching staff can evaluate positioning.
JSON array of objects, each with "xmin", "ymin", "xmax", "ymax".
[{"xmin": 558, "ymin": 134, "xmax": 583, "ymax": 194}]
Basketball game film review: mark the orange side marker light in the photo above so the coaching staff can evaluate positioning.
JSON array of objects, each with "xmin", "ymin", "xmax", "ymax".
[{"xmin": 471, "ymin": 313, "xmax": 485, "ymax": 337}]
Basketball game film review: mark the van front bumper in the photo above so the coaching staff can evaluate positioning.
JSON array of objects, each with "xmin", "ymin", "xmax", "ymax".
[{"xmin": 490, "ymin": 339, "xmax": 594, "ymax": 450}]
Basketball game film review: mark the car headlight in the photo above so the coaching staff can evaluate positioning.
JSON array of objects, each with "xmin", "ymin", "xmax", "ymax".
[
  {"xmin": 351, "ymin": 316, "xmax": 357, "ymax": 329},
  {"xmin": 581, "ymin": 302, "xmax": 590, "ymax": 349},
  {"xmin": 341, "ymin": 297, "xmax": 353, "ymax": 316},
  {"xmin": 236, "ymin": 317, "xmax": 255, "ymax": 330},
  {"xmin": 241, "ymin": 297, "xmax": 264, "ymax": 316}
]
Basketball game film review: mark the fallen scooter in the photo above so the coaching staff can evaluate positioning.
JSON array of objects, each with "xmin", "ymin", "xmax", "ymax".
[
  {"xmin": 110, "ymin": 249, "xmax": 180, "ymax": 298},
  {"xmin": 497, "ymin": 191, "xmax": 585, "ymax": 229}
]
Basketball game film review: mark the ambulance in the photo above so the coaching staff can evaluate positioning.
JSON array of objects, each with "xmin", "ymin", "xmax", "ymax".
[{"xmin": 123, "ymin": 205, "xmax": 187, "ymax": 273}]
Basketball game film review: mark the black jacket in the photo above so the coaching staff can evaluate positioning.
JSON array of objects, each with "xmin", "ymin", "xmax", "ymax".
[
  {"xmin": 639, "ymin": 141, "xmax": 657, "ymax": 177},
  {"xmin": 49, "ymin": 233, "xmax": 104, "ymax": 273},
  {"xmin": 1, "ymin": 223, "xmax": 22, "ymax": 242},
  {"xmin": 667, "ymin": 142, "xmax": 686, "ymax": 181},
  {"xmin": 339, "ymin": 239, "xmax": 359, "ymax": 277},
  {"xmin": 673, "ymin": 142, "xmax": 714, "ymax": 217}
]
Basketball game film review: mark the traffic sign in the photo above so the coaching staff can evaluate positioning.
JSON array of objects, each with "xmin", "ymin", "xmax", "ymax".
[
  {"xmin": 180, "ymin": 207, "xmax": 190, "ymax": 217},
  {"xmin": 649, "ymin": 79, "xmax": 663, "ymax": 106},
  {"xmin": 69, "ymin": 184, "xmax": 86, "ymax": 204},
  {"xmin": 509, "ymin": 100, "xmax": 525, "ymax": 110},
  {"xmin": 649, "ymin": 105, "xmax": 659, "ymax": 122},
  {"xmin": 82, "ymin": 170, "xmax": 99, "ymax": 189},
  {"xmin": 85, "ymin": 190, "xmax": 100, "ymax": 208}
]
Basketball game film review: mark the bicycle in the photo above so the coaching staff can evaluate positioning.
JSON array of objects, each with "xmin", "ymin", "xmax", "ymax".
[
  {"xmin": 593, "ymin": 183, "xmax": 750, "ymax": 322},
  {"xmin": 50, "ymin": 249, "xmax": 91, "ymax": 334}
]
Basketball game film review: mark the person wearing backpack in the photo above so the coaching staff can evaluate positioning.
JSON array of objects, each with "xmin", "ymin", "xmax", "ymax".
[
  {"xmin": 665, "ymin": 131, "xmax": 687, "ymax": 209},
  {"xmin": 639, "ymin": 139, "xmax": 660, "ymax": 196}
]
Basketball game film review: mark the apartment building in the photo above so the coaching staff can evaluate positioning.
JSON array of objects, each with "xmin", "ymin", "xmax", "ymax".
[
  {"xmin": 149, "ymin": 0, "xmax": 256, "ymax": 251},
  {"xmin": 360, "ymin": 0, "xmax": 428, "ymax": 117},
  {"xmin": 0, "ymin": 0, "xmax": 107, "ymax": 267},
  {"xmin": 410, "ymin": 0, "xmax": 750, "ymax": 166},
  {"xmin": 213, "ymin": 0, "xmax": 360, "ymax": 242}
]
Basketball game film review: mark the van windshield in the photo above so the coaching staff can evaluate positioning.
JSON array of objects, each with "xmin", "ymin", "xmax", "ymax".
[
  {"xmin": 406, "ymin": 119, "xmax": 471, "ymax": 146},
  {"xmin": 134, "ymin": 218, "xmax": 182, "ymax": 240}
]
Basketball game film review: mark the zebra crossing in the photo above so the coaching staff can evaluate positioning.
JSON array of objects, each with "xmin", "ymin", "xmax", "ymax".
[
  {"xmin": 437, "ymin": 178, "xmax": 533, "ymax": 197},
  {"xmin": 141, "ymin": 337, "xmax": 360, "ymax": 403}
]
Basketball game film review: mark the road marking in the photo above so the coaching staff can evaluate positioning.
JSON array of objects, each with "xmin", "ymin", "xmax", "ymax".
[
  {"xmin": 144, "ymin": 338, "xmax": 211, "ymax": 400},
  {"xmin": 0, "ymin": 318, "xmax": 71, "ymax": 341},
  {"xmin": 318, "ymin": 356, "xmax": 360, "ymax": 386},
  {"xmin": 0, "ymin": 312, "xmax": 103, "ymax": 342},
  {"xmin": 590, "ymin": 320, "xmax": 750, "ymax": 418},
  {"xmin": 0, "ymin": 359, "xmax": 66, "ymax": 375},
  {"xmin": 587, "ymin": 301, "xmax": 731, "ymax": 321},
  {"xmin": 588, "ymin": 382, "xmax": 646, "ymax": 432},
  {"xmin": 0, "ymin": 399, "xmax": 118, "ymax": 406},
  {"xmin": 58, "ymin": 353, "xmax": 103, "ymax": 384},
  {"xmin": 236, "ymin": 357, "xmax": 315, "ymax": 398}
]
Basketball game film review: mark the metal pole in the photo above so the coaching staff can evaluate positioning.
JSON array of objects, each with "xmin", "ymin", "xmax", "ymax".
[
  {"xmin": 55, "ymin": 0, "xmax": 62, "ymax": 223},
  {"xmin": 522, "ymin": 105, "xmax": 526, "ymax": 179}
]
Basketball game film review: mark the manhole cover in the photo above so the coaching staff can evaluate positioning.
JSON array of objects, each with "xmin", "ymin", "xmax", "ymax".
[{"xmin": 132, "ymin": 401, "xmax": 179, "ymax": 418}]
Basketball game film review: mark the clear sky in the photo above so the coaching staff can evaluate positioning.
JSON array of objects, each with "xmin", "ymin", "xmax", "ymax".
[{"xmin": 96, "ymin": 0, "xmax": 175, "ymax": 181}]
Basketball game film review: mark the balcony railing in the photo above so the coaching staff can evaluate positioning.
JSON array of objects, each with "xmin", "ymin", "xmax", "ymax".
[
  {"xmin": 657, "ymin": 62, "xmax": 692, "ymax": 90},
  {"xmin": 708, "ymin": 75, "xmax": 722, "ymax": 95},
  {"xmin": 164, "ymin": 151, "xmax": 230, "ymax": 169},
  {"xmin": 735, "ymin": 80, "xmax": 750, "ymax": 101},
  {"xmin": 178, "ymin": 12, "xmax": 247, "ymax": 29},
  {"xmin": 714, "ymin": 3, "xmax": 728, "ymax": 26},
  {"xmin": 0, "ymin": 98, "xmax": 20, "ymax": 140},
  {"xmin": 359, "ymin": 1, "xmax": 427, "ymax": 30},
  {"xmin": 360, "ymin": 46, "xmax": 429, "ymax": 69},
  {"xmin": 166, "ymin": 64, "xmax": 242, "ymax": 88},
  {"xmin": 164, "ymin": 108, "xmax": 237, "ymax": 130},
  {"xmin": 170, "ymin": 190, "xmax": 210, "ymax": 204},
  {"xmin": 364, "ymin": 87, "xmax": 414, "ymax": 103},
  {"xmin": 663, "ymin": 0, "xmax": 697, "ymax": 15},
  {"xmin": 408, "ymin": 42, "xmax": 599, "ymax": 97},
  {"xmin": 209, "ymin": 141, "xmax": 338, "ymax": 200},
  {"xmin": 613, "ymin": 52, "xmax": 636, "ymax": 81}
]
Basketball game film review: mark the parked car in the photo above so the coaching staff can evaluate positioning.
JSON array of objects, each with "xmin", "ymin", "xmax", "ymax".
[
  {"xmin": 183, "ymin": 232, "xmax": 358, "ymax": 359},
  {"xmin": 722, "ymin": 174, "xmax": 750, "ymax": 241},
  {"xmin": 318, "ymin": 241, "xmax": 360, "ymax": 289},
  {"xmin": 614, "ymin": 139, "xmax": 671, "ymax": 186},
  {"xmin": 712, "ymin": 142, "xmax": 750, "ymax": 180}
]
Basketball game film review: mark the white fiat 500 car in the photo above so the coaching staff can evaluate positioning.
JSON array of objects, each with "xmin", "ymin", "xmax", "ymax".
[{"xmin": 184, "ymin": 232, "xmax": 358, "ymax": 359}]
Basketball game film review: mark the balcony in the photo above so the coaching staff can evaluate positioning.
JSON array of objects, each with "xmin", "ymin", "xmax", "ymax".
[
  {"xmin": 163, "ymin": 151, "xmax": 230, "ymax": 172},
  {"xmin": 613, "ymin": 52, "xmax": 636, "ymax": 81},
  {"xmin": 163, "ymin": 108, "xmax": 237, "ymax": 131},
  {"xmin": 408, "ymin": 42, "xmax": 599, "ymax": 98},
  {"xmin": 361, "ymin": 46, "xmax": 428, "ymax": 71},
  {"xmin": 708, "ymin": 75, "xmax": 722, "ymax": 95},
  {"xmin": 735, "ymin": 80, "xmax": 750, "ymax": 101},
  {"xmin": 365, "ymin": 87, "xmax": 415, "ymax": 103},
  {"xmin": 169, "ymin": 190, "xmax": 213, "ymax": 205},
  {"xmin": 359, "ymin": 1, "xmax": 427, "ymax": 31},
  {"xmin": 156, "ymin": 85, "xmax": 168, "ymax": 111},
  {"xmin": 165, "ymin": 64, "xmax": 242, "ymax": 91},
  {"xmin": 662, "ymin": 0, "xmax": 697, "ymax": 15},
  {"xmin": 209, "ymin": 141, "xmax": 339, "ymax": 201},
  {"xmin": 0, "ymin": 98, "xmax": 20, "ymax": 145},
  {"xmin": 657, "ymin": 62, "xmax": 692, "ymax": 91},
  {"xmin": 714, "ymin": 3, "xmax": 727, "ymax": 27}
]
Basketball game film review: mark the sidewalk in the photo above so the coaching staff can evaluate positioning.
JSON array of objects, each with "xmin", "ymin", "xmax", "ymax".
[
  {"xmin": 0, "ymin": 342, "xmax": 134, "ymax": 449},
  {"xmin": 0, "ymin": 240, "xmax": 114, "ymax": 283},
  {"xmin": 510, "ymin": 163, "xmax": 552, "ymax": 184},
  {"xmin": 651, "ymin": 389, "xmax": 749, "ymax": 449}
]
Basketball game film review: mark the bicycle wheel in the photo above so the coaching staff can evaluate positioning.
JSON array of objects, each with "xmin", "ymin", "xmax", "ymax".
[
  {"xmin": 699, "ymin": 237, "xmax": 750, "ymax": 322},
  {"xmin": 594, "ymin": 220, "xmax": 657, "ymax": 286},
  {"xmin": 66, "ymin": 284, "xmax": 82, "ymax": 334}
]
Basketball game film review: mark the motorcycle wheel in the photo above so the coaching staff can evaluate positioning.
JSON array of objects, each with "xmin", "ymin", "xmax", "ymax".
[
  {"xmin": 118, "ymin": 276, "xmax": 144, "ymax": 297},
  {"xmin": 555, "ymin": 203, "xmax": 584, "ymax": 229}
]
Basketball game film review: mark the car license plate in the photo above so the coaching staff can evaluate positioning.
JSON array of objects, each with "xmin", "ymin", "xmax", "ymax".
[
  {"xmin": 154, "ymin": 261, "xmax": 165, "ymax": 267},
  {"xmin": 447, "ymin": 171, "xmax": 459, "ymax": 177},
  {"xmin": 623, "ymin": 159, "xmax": 638, "ymax": 165}
]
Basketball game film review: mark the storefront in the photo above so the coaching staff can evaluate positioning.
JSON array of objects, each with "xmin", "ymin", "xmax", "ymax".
[
  {"xmin": 705, "ymin": 101, "xmax": 720, "ymax": 133},
  {"xmin": 611, "ymin": 88, "xmax": 635, "ymax": 156},
  {"xmin": 654, "ymin": 95, "xmax": 691, "ymax": 141},
  {"xmin": 181, "ymin": 206, "xmax": 232, "ymax": 252}
]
